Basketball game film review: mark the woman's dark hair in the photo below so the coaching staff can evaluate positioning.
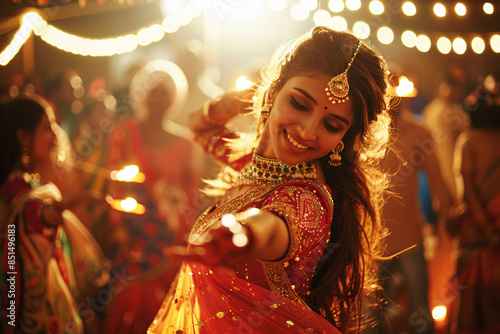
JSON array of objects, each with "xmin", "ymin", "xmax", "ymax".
[
  {"xmin": 0, "ymin": 98, "xmax": 46, "ymax": 185},
  {"xmin": 259, "ymin": 27, "xmax": 391, "ymax": 332}
]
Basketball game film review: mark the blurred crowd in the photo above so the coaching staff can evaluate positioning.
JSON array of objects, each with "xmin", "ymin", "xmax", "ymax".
[{"xmin": 1, "ymin": 55, "xmax": 499, "ymax": 334}]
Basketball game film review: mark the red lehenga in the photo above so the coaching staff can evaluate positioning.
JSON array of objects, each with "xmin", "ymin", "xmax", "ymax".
[{"xmin": 148, "ymin": 128, "xmax": 341, "ymax": 334}]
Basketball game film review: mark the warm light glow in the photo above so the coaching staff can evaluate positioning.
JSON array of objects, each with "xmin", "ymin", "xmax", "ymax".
[
  {"xmin": 432, "ymin": 306, "xmax": 447, "ymax": 321},
  {"xmin": 268, "ymin": 0, "xmax": 287, "ymax": 11},
  {"xmin": 111, "ymin": 165, "xmax": 146, "ymax": 183},
  {"xmin": 402, "ymin": 30, "xmax": 417, "ymax": 48},
  {"xmin": 416, "ymin": 34, "xmax": 431, "ymax": 52},
  {"xmin": 471, "ymin": 37, "xmax": 485, "ymax": 54},
  {"xmin": 330, "ymin": 16, "xmax": 348, "ymax": 30},
  {"xmin": 291, "ymin": 3, "xmax": 310, "ymax": 21},
  {"xmin": 221, "ymin": 214, "xmax": 237, "ymax": 227},
  {"xmin": 0, "ymin": 12, "xmax": 36, "ymax": 65},
  {"xmin": 232, "ymin": 233, "xmax": 249, "ymax": 247},
  {"xmin": 107, "ymin": 196, "xmax": 146, "ymax": 214},
  {"xmin": 491, "ymin": 35, "xmax": 500, "ymax": 53},
  {"xmin": 314, "ymin": 10, "xmax": 332, "ymax": 26},
  {"xmin": 162, "ymin": 16, "xmax": 181, "ymax": 33},
  {"xmin": 235, "ymin": 76, "xmax": 253, "ymax": 90},
  {"xmin": 353, "ymin": 21, "xmax": 370, "ymax": 39},
  {"xmin": 377, "ymin": 26, "xmax": 394, "ymax": 45},
  {"xmin": 434, "ymin": 3, "xmax": 447, "ymax": 17},
  {"xmin": 369, "ymin": 1, "xmax": 384, "ymax": 15},
  {"xmin": 402, "ymin": 2, "xmax": 416, "ymax": 16},
  {"xmin": 483, "ymin": 2, "xmax": 494, "ymax": 14},
  {"xmin": 437, "ymin": 37, "xmax": 452, "ymax": 54},
  {"xmin": 455, "ymin": 3, "xmax": 466, "ymax": 16},
  {"xmin": 395, "ymin": 76, "xmax": 416, "ymax": 97},
  {"xmin": 453, "ymin": 37, "xmax": 467, "ymax": 54},
  {"xmin": 328, "ymin": 0, "xmax": 345, "ymax": 13},
  {"xmin": 345, "ymin": 0, "xmax": 361, "ymax": 11},
  {"xmin": 301, "ymin": 0, "xmax": 318, "ymax": 11}
]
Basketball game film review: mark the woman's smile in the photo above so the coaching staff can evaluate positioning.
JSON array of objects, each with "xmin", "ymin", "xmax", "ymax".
[{"xmin": 284, "ymin": 129, "xmax": 310, "ymax": 150}]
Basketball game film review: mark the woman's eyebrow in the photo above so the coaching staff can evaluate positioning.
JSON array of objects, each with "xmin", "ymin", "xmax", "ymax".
[{"xmin": 293, "ymin": 87, "xmax": 318, "ymax": 105}]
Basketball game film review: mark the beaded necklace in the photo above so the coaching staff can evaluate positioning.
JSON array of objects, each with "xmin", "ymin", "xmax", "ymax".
[{"xmin": 233, "ymin": 153, "xmax": 317, "ymax": 187}]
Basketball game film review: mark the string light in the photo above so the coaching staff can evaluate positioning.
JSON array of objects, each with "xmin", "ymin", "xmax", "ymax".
[
  {"xmin": 328, "ymin": 0, "xmax": 345, "ymax": 13},
  {"xmin": 313, "ymin": 10, "xmax": 331, "ymax": 26},
  {"xmin": 471, "ymin": 37, "xmax": 486, "ymax": 54},
  {"xmin": 415, "ymin": 34, "xmax": 431, "ymax": 52},
  {"xmin": 491, "ymin": 35, "xmax": 500, "ymax": 52},
  {"xmin": 369, "ymin": 1, "xmax": 384, "ymax": 15},
  {"xmin": 455, "ymin": 3, "xmax": 466, "ymax": 16},
  {"xmin": 402, "ymin": 2, "xmax": 416, "ymax": 16},
  {"xmin": 434, "ymin": 3, "xmax": 447, "ymax": 17},
  {"xmin": 353, "ymin": 21, "xmax": 370, "ymax": 39},
  {"xmin": 437, "ymin": 37, "xmax": 452, "ymax": 54},
  {"xmin": 453, "ymin": 37, "xmax": 467, "ymax": 54},
  {"xmin": 401, "ymin": 30, "xmax": 417, "ymax": 48},
  {"xmin": 377, "ymin": 26, "xmax": 394, "ymax": 45},
  {"xmin": 345, "ymin": 0, "xmax": 361, "ymax": 11},
  {"xmin": 483, "ymin": 3, "xmax": 494, "ymax": 14}
]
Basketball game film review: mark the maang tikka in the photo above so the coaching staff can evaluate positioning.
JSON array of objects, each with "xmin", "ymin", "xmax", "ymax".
[{"xmin": 325, "ymin": 40, "xmax": 362, "ymax": 104}]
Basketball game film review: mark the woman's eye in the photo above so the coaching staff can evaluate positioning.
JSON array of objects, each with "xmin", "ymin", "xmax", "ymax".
[
  {"xmin": 323, "ymin": 121, "xmax": 340, "ymax": 133},
  {"xmin": 290, "ymin": 96, "xmax": 309, "ymax": 111}
]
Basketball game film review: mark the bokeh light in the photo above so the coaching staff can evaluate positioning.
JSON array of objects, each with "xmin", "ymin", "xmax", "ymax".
[
  {"xmin": 314, "ymin": 10, "xmax": 332, "ymax": 26},
  {"xmin": 437, "ymin": 37, "xmax": 452, "ymax": 54},
  {"xmin": 377, "ymin": 27, "xmax": 394, "ymax": 45},
  {"xmin": 402, "ymin": 2, "xmax": 416, "ymax": 16},
  {"xmin": 369, "ymin": 1, "xmax": 384, "ymax": 15},
  {"xmin": 328, "ymin": 0, "xmax": 345, "ymax": 13},
  {"xmin": 434, "ymin": 3, "xmax": 446, "ymax": 17},
  {"xmin": 401, "ymin": 30, "xmax": 417, "ymax": 48},
  {"xmin": 453, "ymin": 37, "xmax": 467, "ymax": 54},
  {"xmin": 415, "ymin": 34, "xmax": 431, "ymax": 52},
  {"xmin": 291, "ymin": 3, "xmax": 310, "ymax": 21},
  {"xmin": 330, "ymin": 16, "xmax": 348, "ymax": 31},
  {"xmin": 471, "ymin": 37, "xmax": 485, "ymax": 54},
  {"xmin": 491, "ymin": 35, "xmax": 500, "ymax": 53},
  {"xmin": 455, "ymin": 3, "xmax": 466, "ymax": 16},
  {"xmin": 345, "ymin": 0, "xmax": 361, "ymax": 11},
  {"xmin": 353, "ymin": 21, "xmax": 370, "ymax": 39},
  {"xmin": 483, "ymin": 2, "xmax": 494, "ymax": 14},
  {"xmin": 268, "ymin": 0, "xmax": 287, "ymax": 11}
]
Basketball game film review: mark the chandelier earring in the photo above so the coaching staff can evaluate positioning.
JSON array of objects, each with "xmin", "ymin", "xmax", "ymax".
[
  {"xmin": 21, "ymin": 146, "xmax": 31, "ymax": 168},
  {"xmin": 260, "ymin": 91, "xmax": 273, "ymax": 120},
  {"xmin": 329, "ymin": 141, "xmax": 344, "ymax": 166}
]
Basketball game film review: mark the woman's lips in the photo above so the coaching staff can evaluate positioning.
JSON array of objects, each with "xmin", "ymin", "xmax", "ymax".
[{"xmin": 285, "ymin": 130, "xmax": 310, "ymax": 150}]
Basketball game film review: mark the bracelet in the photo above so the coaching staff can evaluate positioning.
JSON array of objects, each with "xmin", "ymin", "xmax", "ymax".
[{"xmin": 202, "ymin": 100, "xmax": 225, "ymax": 127}]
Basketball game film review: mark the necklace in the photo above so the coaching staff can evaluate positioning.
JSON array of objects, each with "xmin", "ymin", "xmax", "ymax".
[{"xmin": 234, "ymin": 153, "xmax": 317, "ymax": 187}]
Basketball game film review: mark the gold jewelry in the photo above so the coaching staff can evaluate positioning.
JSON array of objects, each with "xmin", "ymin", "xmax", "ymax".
[
  {"xmin": 329, "ymin": 141, "xmax": 344, "ymax": 166},
  {"xmin": 21, "ymin": 146, "xmax": 31, "ymax": 167},
  {"xmin": 325, "ymin": 40, "xmax": 362, "ymax": 104},
  {"xmin": 260, "ymin": 91, "xmax": 273, "ymax": 120},
  {"xmin": 234, "ymin": 152, "xmax": 317, "ymax": 187}
]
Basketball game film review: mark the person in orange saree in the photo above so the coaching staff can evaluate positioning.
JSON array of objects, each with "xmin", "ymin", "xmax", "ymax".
[
  {"xmin": 0, "ymin": 97, "xmax": 109, "ymax": 334},
  {"xmin": 104, "ymin": 60, "xmax": 202, "ymax": 333},
  {"xmin": 448, "ymin": 74, "xmax": 500, "ymax": 333},
  {"xmin": 148, "ymin": 27, "xmax": 392, "ymax": 333}
]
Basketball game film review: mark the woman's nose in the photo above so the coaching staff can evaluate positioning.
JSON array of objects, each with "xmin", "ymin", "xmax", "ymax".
[{"xmin": 297, "ymin": 119, "xmax": 318, "ymax": 141}]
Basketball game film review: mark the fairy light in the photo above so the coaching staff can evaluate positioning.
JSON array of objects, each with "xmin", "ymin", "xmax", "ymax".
[
  {"xmin": 110, "ymin": 165, "xmax": 146, "ymax": 183},
  {"xmin": 434, "ymin": 3, "xmax": 447, "ymax": 17},
  {"xmin": 313, "ymin": 10, "xmax": 331, "ymax": 26},
  {"xmin": 491, "ymin": 35, "xmax": 500, "ymax": 53},
  {"xmin": 402, "ymin": 2, "xmax": 416, "ymax": 16},
  {"xmin": 377, "ymin": 26, "xmax": 394, "ymax": 45},
  {"xmin": 415, "ymin": 34, "xmax": 431, "ymax": 52},
  {"xmin": 353, "ymin": 21, "xmax": 370, "ymax": 39},
  {"xmin": 453, "ymin": 37, "xmax": 467, "ymax": 54},
  {"xmin": 0, "ymin": 12, "xmax": 36, "ymax": 65},
  {"xmin": 455, "ymin": 3, "xmax": 466, "ymax": 16},
  {"xmin": 483, "ymin": 3, "xmax": 494, "ymax": 14},
  {"xmin": 471, "ymin": 37, "xmax": 485, "ymax": 54},
  {"xmin": 291, "ymin": 3, "xmax": 310, "ymax": 21},
  {"xmin": 402, "ymin": 30, "xmax": 417, "ymax": 48},
  {"xmin": 437, "ymin": 37, "xmax": 452, "ymax": 54},
  {"xmin": 395, "ymin": 76, "xmax": 417, "ymax": 97},
  {"xmin": 301, "ymin": 0, "xmax": 318, "ymax": 11},
  {"xmin": 106, "ymin": 196, "xmax": 146, "ymax": 214},
  {"xmin": 330, "ymin": 16, "xmax": 348, "ymax": 31},
  {"xmin": 369, "ymin": 1, "xmax": 384, "ymax": 15},
  {"xmin": 345, "ymin": 0, "xmax": 361, "ymax": 11},
  {"xmin": 328, "ymin": 0, "xmax": 345, "ymax": 13}
]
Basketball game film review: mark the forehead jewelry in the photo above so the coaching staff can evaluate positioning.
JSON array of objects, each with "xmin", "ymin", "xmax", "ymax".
[{"xmin": 325, "ymin": 40, "xmax": 362, "ymax": 104}]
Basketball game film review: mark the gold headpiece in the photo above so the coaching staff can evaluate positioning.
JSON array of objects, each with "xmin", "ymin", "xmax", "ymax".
[{"xmin": 325, "ymin": 40, "xmax": 362, "ymax": 104}]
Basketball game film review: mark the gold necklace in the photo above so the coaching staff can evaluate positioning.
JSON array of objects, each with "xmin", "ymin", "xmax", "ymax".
[{"xmin": 234, "ymin": 153, "xmax": 317, "ymax": 187}]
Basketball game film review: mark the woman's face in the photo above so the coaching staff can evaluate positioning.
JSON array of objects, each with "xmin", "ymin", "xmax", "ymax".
[
  {"xmin": 31, "ymin": 114, "xmax": 57, "ymax": 166},
  {"xmin": 259, "ymin": 72, "xmax": 354, "ymax": 165},
  {"xmin": 145, "ymin": 83, "xmax": 172, "ymax": 120}
]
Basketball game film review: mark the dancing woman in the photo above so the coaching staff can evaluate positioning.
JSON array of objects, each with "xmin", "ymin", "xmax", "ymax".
[{"xmin": 149, "ymin": 27, "xmax": 392, "ymax": 333}]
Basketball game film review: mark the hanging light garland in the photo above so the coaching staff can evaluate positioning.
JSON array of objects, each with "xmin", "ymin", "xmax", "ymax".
[{"xmin": 1, "ymin": 0, "xmax": 499, "ymax": 66}]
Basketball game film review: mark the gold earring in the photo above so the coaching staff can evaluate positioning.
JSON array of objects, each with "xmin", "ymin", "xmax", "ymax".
[
  {"xmin": 260, "ymin": 91, "xmax": 273, "ymax": 120},
  {"xmin": 21, "ymin": 146, "xmax": 31, "ymax": 168},
  {"xmin": 329, "ymin": 141, "xmax": 344, "ymax": 166}
]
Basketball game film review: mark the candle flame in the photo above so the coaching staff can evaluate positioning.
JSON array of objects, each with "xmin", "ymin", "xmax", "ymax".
[{"xmin": 110, "ymin": 165, "xmax": 146, "ymax": 183}]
